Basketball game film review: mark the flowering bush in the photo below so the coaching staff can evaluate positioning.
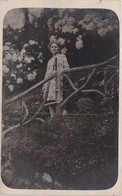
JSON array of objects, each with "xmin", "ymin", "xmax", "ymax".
[
  {"xmin": 78, "ymin": 13, "xmax": 118, "ymax": 37},
  {"xmin": 3, "ymin": 39, "xmax": 43, "ymax": 94}
]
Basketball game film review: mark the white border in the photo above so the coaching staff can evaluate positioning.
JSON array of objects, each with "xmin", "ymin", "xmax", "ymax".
[{"xmin": 0, "ymin": 0, "xmax": 121, "ymax": 195}]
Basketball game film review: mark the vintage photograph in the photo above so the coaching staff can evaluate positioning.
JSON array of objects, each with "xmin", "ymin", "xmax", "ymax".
[{"xmin": 1, "ymin": 8, "xmax": 119, "ymax": 190}]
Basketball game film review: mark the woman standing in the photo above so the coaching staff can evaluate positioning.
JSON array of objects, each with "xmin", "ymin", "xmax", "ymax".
[{"xmin": 43, "ymin": 39, "xmax": 70, "ymax": 117}]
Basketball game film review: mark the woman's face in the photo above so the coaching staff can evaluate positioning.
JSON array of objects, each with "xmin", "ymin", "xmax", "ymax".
[{"xmin": 50, "ymin": 43, "xmax": 59, "ymax": 55}]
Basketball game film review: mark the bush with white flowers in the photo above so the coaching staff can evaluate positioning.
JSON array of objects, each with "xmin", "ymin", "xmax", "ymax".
[{"xmin": 3, "ymin": 40, "xmax": 43, "ymax": 94}]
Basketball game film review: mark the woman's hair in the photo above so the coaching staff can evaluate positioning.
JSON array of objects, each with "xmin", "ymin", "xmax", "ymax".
[{"xmin": 48, "ymin": 39, "xmax": 61, "ymax": 52}]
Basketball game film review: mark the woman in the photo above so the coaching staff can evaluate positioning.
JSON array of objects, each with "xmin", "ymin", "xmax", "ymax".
[{"xmin": 43, "ymin": 39, "xmax": 70, "ymax": 117}]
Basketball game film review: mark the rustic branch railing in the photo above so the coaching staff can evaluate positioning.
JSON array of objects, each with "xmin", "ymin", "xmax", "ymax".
[
  {"xmin": 2, "ymin": 54, "xmax": 119, "ymax": 137},
  {"xmin": 5, "ymin": 54, "xmax": 118, "ymax": 105}
]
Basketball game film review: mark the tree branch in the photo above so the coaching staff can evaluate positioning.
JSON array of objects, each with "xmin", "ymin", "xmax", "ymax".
[
  {"xmin": 5, "ymin": 73, "xmax": 56, "ymax": 105},
  {"xmin": 61, "ymin": 68, "xmax": 97, "ymax": 107},
  {"xmin": 2, "ymin": 100, "xmax": 45, "ymax": 138},
  {"xmin": 22, "ymin": 100, "xmax": 29, "ymax": 122},
  {"xmin": 63, "ymin": 74, "xmax": 78, "ymax": 91},
  {"xmin": 61, "ymin": 54, "xmax": 118, "ymax": 75},
  {"xmin": 107, "ymin": 71, "xmax": 119, "ymax": 85}
]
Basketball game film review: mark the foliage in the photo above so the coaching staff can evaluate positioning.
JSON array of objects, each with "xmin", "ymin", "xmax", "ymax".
[{"xmin": 3, "ymin": 8, "xmax": 119, "ymax": 97}]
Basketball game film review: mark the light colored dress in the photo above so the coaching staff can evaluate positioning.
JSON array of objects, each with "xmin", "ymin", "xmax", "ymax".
[{"xmin": 43, "ymin": 53, "xmax": 69, "ymax": 102}]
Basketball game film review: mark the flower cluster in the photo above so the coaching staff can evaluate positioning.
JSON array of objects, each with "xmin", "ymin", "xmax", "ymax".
[
  {"xmin": 75, "ymin": 35, "xmax": 84, "ymax": 50},
  {"xmin": 78, "ymin": 13, "xmax": 119, "ymax": 37},
  {"xmin": 53, "ymin": 15, "xmax": 77, "ymax": 34},
  {"xmin": 26, "ymin": 70, "xmax": 37, "ymax": 81},
  {"xmin": 3, "ymin": 40, "xmax": 43, "ymax": 93}
]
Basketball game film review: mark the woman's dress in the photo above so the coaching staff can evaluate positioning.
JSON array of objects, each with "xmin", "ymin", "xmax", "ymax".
[{"xmin": 43, "ymin": 53, "xmax": 69, "ymax": 102}]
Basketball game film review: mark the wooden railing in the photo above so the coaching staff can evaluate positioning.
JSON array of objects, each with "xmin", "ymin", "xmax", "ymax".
[{"xmin": 2, "ymin": 54, "xmax": 119, "ymax": 137}]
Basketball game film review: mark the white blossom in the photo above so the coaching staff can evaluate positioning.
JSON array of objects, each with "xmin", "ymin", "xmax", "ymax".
[
  {"xmin": 75, "ymin": 40, "xmax": 83, "ymax": 50},
  {"xmin": 39, "ymin": 59, "xmax": 43, "ymax": 63},
  {"xmin": 84, "ymin": 14, "xmax": 91, "ymax": 22},
  {"xmin": 18, "ymin": 56, "xmax": 23, "ymax": 62},
  {"xmin": 104, "ymin": 19, "xmax": 110, "ymax": 24},
  {"xmin": 97, "ymin": 20, "xmax": 104, "ymax": 28},
  {"xmin": 62, "ymin": 25, "xmax": 74, "ymax": 33},
  {"xmin": 67, "ymin": 17, "xmax": 75, "ymax": 26},
  {"xmin": 21, "ymin": 48, "xmax": 26, "ymax": 55},
  {"xmin": 12, "ymin": 53, "xmax": 18, "ymax": 62},
  {"xmin": 86, "ymin": 22, "xmax": 95, "ymax": 31},
  {"xmin": 9, "ymin": 48, "xmax": 15, "ymax": 55},
  {"xmin": 23, "ymin": 43, "xmax": 29, "ymax": 48},
  {"xmin": 67, "ymin": 25, "xmax": 74, "ymax": 33},
  {"xmin": 6, "ymin": 80, "xmax": 10, "ymax": 84},
  {"xmin": 78, "ymin": 20, "xmax": 85, "ymax": 26},
  {"xmin": 16, "ymin": 63, "xmax": 22, "ymax": 69},
  {"xmin": 62, "ymin": 25, "xmax": 68, "ymax": 33},
  {"xmin": 10, "ymin": 73, "xmax": 16, "ymax": 79},
  {"xmin": 3, "ymin": 46, "xmax": 9, "ymax": 51},
  {"xmin": 17, "ymin": 78, "xmax": 23, "ymax": 84},
  {"xmin": 107, "ymin": 25, "xmax": 113, "ymax": 32},
  {"xmin": 90, "ymin": 13, "xmax": 98, "ymax": 18},
  {"xmin": 82, "ymin": 23, "xmax": 87, "ymax": 29},
  {"xmin": 61, "ymin": 47, "xmax": 67, "ymax": 54},
  {"xmin": 77, "ymin": 35, "xmax": 83, "ymax": 41},
  {"xmin": 33, "ymin": 70, "xmax": 37, "ymax": 76},
  {"xmin": 38, "ymin": 52, "xmax": 43, "ymax": 58},
  {"xmin": 98, "ymin": 28, "xmax": 108, "ymax": 37},
  {"xmin": 50, "ymin": 35, "xmax": 57, "ymax": 42},
  {"xmin": 42, "ymin": 173, "xmax": 52, "ymax": 184},
  {"xmin": 69, "ymin": 9, "xmax": 75, "ymax": 14},
  {"xmin": 4, "ymin": 53, "xmax": 12, "ymax": 62},
  {"xmin": 24, "ymin": 56, "xmax": 32, "ymax": 64},
  {"xmin": 54, "ymin": 22, "xmax": 60, "ymax": 30},
  {"xmin": 58, "ymin": 9, "xmax": 65, "ymax": 18},
  {"xmin": 73, "ymin": 28, "xmax": 78, "ymax": 34},
  {"xmin": 30, "ymin": 57, "xmax": 35, "ymax": 61},
  {"xmin": 61, "ymin": 18, "xmax": 66, "ymax": 26},
  {"xmin": 5, "ymin": 42, "xmax": 11, "ymax": 46},
  {"xmin": 27, "ymin": 72, "xmax": 36, "ymax": 81},
  {"xmin": 93, "ymin": 17, "xmax": 99, "ymax": 23},
  {"xmin": 3, "ymin": 65, "xmax": 9, "ymax": 74},
  {"xmin": 8, "ymin": 84, "xmax": 14, "ymax": 92},
  {"xmin": 58, "ymin": 38, "xmax": 65, "ymax": 46},
  {"xmin": 28, "ymin": 40, "xmax": 37, "ymax": 45}
]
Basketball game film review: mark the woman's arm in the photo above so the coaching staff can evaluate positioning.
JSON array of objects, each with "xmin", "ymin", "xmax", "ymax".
[
  {"xmin": 62, "ymin": 54, "xmax": 70, "ymax": 70},
  {"xmin": 42, "ymin": 62, "xmax": 51, "ymax": 94}
]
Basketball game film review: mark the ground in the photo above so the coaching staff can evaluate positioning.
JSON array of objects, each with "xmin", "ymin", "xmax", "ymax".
[{"xmin": 1, "ymin": 87, "xmax": 118, "ymax": 190}]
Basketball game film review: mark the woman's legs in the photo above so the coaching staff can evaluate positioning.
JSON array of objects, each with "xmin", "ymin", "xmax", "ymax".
[
  {"xmin": 62, "ymin": 108, "xmax": 68, "ymax": 116},
  {"xmin": 49, "ymin": 105, "xmax": 68, "ymax": 117},
  {"xmin": 49, "ymin": 106, "xmax": 55, "ymax": 118}
]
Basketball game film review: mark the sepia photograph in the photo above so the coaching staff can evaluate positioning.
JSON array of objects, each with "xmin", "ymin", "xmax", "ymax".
[{"xmin": 1, "ymin": 6, "xmax": 119, "ymax": 191}]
